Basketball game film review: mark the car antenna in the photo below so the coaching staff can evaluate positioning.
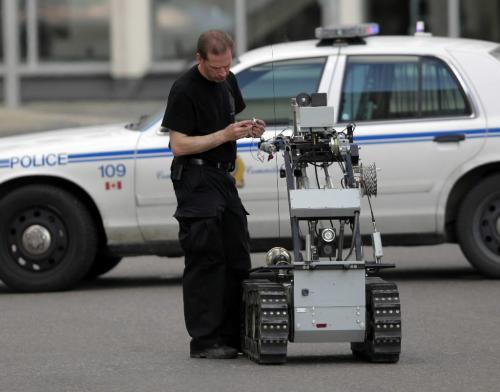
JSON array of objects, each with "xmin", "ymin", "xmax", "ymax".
[{"xmin": 271, "ymin": 43, "xmax": 281, "ymax": 240}]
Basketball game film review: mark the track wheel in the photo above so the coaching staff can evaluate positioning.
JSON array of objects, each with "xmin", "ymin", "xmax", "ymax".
[
  {"xmin": 351, "ymin": 277, "xmax": 401, "ymax": 363},
  {"xmin": 242, "ymin": 280, "xmax": 289, "ymax": 364}
]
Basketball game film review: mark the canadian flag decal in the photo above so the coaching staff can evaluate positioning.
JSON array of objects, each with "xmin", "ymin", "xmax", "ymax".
[{"xmin": 105, "ymin": 181, "xmax": 122, "ymax": 191}]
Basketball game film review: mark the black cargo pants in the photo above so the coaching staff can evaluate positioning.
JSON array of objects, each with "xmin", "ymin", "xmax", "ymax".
[{"xmin": 173, "ymin": 163, "xmax": 251, "ymax": 349}]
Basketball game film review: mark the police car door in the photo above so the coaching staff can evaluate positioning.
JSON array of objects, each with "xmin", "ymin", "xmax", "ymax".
[
  {"xmin": 134, "ymin": 113, "xmax": 178, "ymax": 245},
  {"xmin": 331, "ymin": 54, "xmax": 486, "ymax": 236}
]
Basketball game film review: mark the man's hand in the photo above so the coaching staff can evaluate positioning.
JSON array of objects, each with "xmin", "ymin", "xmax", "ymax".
[
  {"xmin": 222, "ymin": 120, "xmax": 254, "ymax": 141},
  {"xmin": 222, "ymin": 118, "xmax": 266, "ymax": 141},
  {"xmin": 249, "ymin": 118, "xmax": 266, "ymax": 138}
]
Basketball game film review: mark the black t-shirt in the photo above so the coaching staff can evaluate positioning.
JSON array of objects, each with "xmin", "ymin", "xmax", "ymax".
[{"xmin": 161, "ymin": 65, "xmax": 246, "ymax": 163}]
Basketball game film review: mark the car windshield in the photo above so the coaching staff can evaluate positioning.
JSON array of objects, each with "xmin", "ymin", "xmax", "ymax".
[{"xmin": 125, "ymin": 111, "xmax": 163, "ymax": 131}]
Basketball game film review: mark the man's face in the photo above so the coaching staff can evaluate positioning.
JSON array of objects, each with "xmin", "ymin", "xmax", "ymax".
[{"xmin": 197, "ymin": 49, "xmax": 232, "ymax": 83}]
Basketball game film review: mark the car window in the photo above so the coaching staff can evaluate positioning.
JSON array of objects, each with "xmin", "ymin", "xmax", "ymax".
[
  {"xmin": 339, "ymin": 55, "xmax": 471, "ymax": 122},
  {"xmin": 236, "ymin": 57, "xmax": 326, "ymax": 126},
  {"xmin": 421, "ymin": 57, "xmax": 470, "ymax": 117},
  {"xmin": 126, "ymin": 111, "xmax": 163, "ymax": 131}
]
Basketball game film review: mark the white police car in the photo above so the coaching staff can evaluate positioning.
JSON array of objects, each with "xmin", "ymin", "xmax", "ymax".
[{"xmin": 1, "ymin": 24, "xmax": 500, "ymax": 292}]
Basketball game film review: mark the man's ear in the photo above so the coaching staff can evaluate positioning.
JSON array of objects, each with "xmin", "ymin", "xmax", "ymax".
[{"xmin": 195, "ymin": 53, "xmax": 202, "ymax": 63}]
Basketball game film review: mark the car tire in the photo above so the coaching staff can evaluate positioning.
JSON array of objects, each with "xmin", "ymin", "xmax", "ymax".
[
  {"xmin": 85, "ymin": 253, "xmax": 122, "ymax": 279},
  {"xmin": 0, "ymin": 184, "xmax": 97, "ymax": 292},
  {"xmin": 456, "ymin": 174, "xmax": 500, "ymax": 278}
]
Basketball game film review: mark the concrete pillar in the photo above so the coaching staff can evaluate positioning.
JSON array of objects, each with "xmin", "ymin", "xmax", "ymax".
[
  {"xmin": 448, "ymin": 0, "xmax": 460, "ymax": 37},
  {"xmin": 235, "ymin": 0, "xmax": 247, "ymax": 56},
  {"xmin": 339, "ymin": 0, "xmax": 365, "ymax": 24},
  {"xmin": 319, "ymin": 0, "xmax": 365, "ymax": 26},
  {"xmin": 110, "ymin": 0, "xmax": 152, "ymax": 79},
  {"xmin": 26, "ymin": 0, "xmax": 39, "ymax": 69},
  {"xmin": 320, "ymin": 0, "xmax": 340, "ymax": 26},
  {"xmin": 2, "ymin": 0, "xmax": 21, "ymax": 108}
]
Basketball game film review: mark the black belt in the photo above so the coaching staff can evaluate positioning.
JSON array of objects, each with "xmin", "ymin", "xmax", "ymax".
[{"xmin": 187, "ymin": 158, "xmax": 235, "ymax": 172}]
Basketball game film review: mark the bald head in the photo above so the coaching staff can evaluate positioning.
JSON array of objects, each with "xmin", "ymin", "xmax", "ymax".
[{"xmin": 196, "ymin": 30, "xmax": 234, "ymax": 60}]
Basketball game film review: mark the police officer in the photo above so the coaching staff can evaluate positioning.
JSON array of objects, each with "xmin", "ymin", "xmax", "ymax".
[{"xmin": 161, "ymin": 30, "xmax": 266, "ymax": 359}]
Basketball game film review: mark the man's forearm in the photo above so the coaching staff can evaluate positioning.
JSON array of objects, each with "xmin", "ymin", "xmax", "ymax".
[
  {"xmin": 169, "ymin": 129, "xmax": 227, "ymax": 156},
  {"xmin": 168, "ymin": 120, "xmax": 259, "ymax": 156}
]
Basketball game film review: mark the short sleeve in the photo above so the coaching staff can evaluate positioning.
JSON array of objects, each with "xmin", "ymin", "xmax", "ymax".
[
  {"xmin": 228, "ymin": 72, "xmax": 246, "ymax": 115},
  {"xmin": 161, "ymin": 86, "xmax": 196, "ymax": 135}
]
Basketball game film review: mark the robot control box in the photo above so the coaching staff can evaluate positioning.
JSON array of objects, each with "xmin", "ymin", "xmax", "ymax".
[{"xmin": 293, "ymin": 265, "xmax": 366, "ymax": 343}]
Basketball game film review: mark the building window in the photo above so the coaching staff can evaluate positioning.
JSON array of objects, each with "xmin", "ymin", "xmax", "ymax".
[
  {"xmin": 339, "ymin": 55, "xmax": 470, "ymax": 122},
  {"xmin": 461, "ymin": 0, "xmax": 500, "ymax": 42},
  {"xmin": 152, "ymin": 0, "xmax": 235, "ymax": 61},
  {"xmin": 236, "ymin": 57, "xmax": 326, "ymax": 125},
  {"xmin": 368, "ymin": 0, "xmax": 410, "ymax": 35},
  {"xmin": 247, "ymin": 0, "xmax": 320, "ymax": 50},
  {"xmin": 36, "ymin": 0, "xmax": 110, "ymax": 61}
]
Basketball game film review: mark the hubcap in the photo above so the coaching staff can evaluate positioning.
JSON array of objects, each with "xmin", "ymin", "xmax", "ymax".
[
  {"xmin": 21, "ymin": 225, "xmax": 52, "ymax": 255},
  {"xmin": 8, "ymin": 207, "xmax": 68, "ymax": 272},
  {"xmin": 497, "ymin": 216, "xmax": 500, "ymax": 236}
]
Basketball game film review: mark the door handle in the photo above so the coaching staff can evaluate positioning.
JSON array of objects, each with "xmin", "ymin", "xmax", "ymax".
[{"xmin": 433, "ymin": 134, "xmax": 466, "ymax": 143}]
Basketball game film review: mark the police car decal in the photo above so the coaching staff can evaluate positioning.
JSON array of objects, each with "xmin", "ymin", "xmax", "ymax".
[
  {"xmin": 0, "ymin": 153, "xmax": 68, "ymax": 169},
  {"xmin": 0, "ymin": 148, "xmax": 173, "ymax": 170},
  {"xmin": 0, "ymin": 159, "xmax": 11, "ymax": 168},
  {"xmin": 104, "ymin": 180, "xmax": 123, "ymax": 191}
]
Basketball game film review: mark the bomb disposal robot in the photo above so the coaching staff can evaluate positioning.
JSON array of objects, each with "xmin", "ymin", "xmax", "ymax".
[{"xmin": 241, "ymin": 93, "xmax": 402, "ymax": 364}]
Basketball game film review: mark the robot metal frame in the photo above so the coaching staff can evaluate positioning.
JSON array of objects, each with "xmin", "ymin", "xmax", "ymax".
[{"xmin": 241, "ymin": 92, "xmax": 402, "ymax": 364}]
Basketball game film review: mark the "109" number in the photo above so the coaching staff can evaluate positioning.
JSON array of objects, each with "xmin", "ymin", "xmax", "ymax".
[{"xmin": 98, "ymin": 164, "xmax": 126, "ymax": 178}]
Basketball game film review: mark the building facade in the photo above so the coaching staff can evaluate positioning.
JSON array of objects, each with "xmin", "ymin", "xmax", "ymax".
[{"xmin": 1, "ymin": 0, "xmax": 499, "ymax": 102}]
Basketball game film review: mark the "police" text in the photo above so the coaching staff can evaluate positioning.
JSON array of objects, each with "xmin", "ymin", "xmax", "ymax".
[{"xmin": 10, "ymin": 154, "xmax": 68, "ymax": 168}]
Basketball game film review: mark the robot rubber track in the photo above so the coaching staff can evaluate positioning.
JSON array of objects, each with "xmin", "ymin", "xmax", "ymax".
[
  {"xmin": 241, "ymin": 280, "xmax": 289, "ymax": 364},
  {"xmin": 351, "ymin": 277, "xmax": 402, "ymax": 362}
]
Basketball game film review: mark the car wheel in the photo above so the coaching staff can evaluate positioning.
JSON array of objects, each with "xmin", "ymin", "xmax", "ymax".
[
  {"xmin": 85, "ymin": 253, "xmax": 122, "ymax": 279},
  {"xmin": 457, "ymin": 174, "xmax": 500, "ymax": 277},
  {"xmin": 0, "ymin": 184, "xmax": 97, "ymax": 292}
]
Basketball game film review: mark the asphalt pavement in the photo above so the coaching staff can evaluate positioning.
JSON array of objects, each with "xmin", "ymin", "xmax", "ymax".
[{"xmin": 1, "ymin": 245, "xmax": 499, "ymax": 392}]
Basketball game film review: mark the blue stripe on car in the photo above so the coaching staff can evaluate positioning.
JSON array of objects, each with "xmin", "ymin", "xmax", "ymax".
[
  {"xmin": 67, "ymin": 148, "xmax": 173, "ymax": 164},
  {"xmin": 136, "ymin": 148, "xmax": 171, "ymax": 155},
  {"xmin": 353, "ymin": 128, "xmax": 486, "ymax": 142},
  {"xmin": 68, "ymin": 150, "xmax": 136, "ymax": 159},
  {"xmin": 1, "ymin": 128, "xmax": 498, "ymax": 170},
  {"xmin": 238, "ymin": 128, "xmax": 492, "ymax": 147}
]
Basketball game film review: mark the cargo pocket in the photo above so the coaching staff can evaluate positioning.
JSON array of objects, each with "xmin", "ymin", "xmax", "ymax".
[{"xmin": 179, "ymin": 217, "xmax": 223, "ymax": 257}]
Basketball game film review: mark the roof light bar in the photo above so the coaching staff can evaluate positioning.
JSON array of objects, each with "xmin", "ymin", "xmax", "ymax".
[{"xmin": 315, "ymin": 23, "xmax": 380, "ymax": 40}]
